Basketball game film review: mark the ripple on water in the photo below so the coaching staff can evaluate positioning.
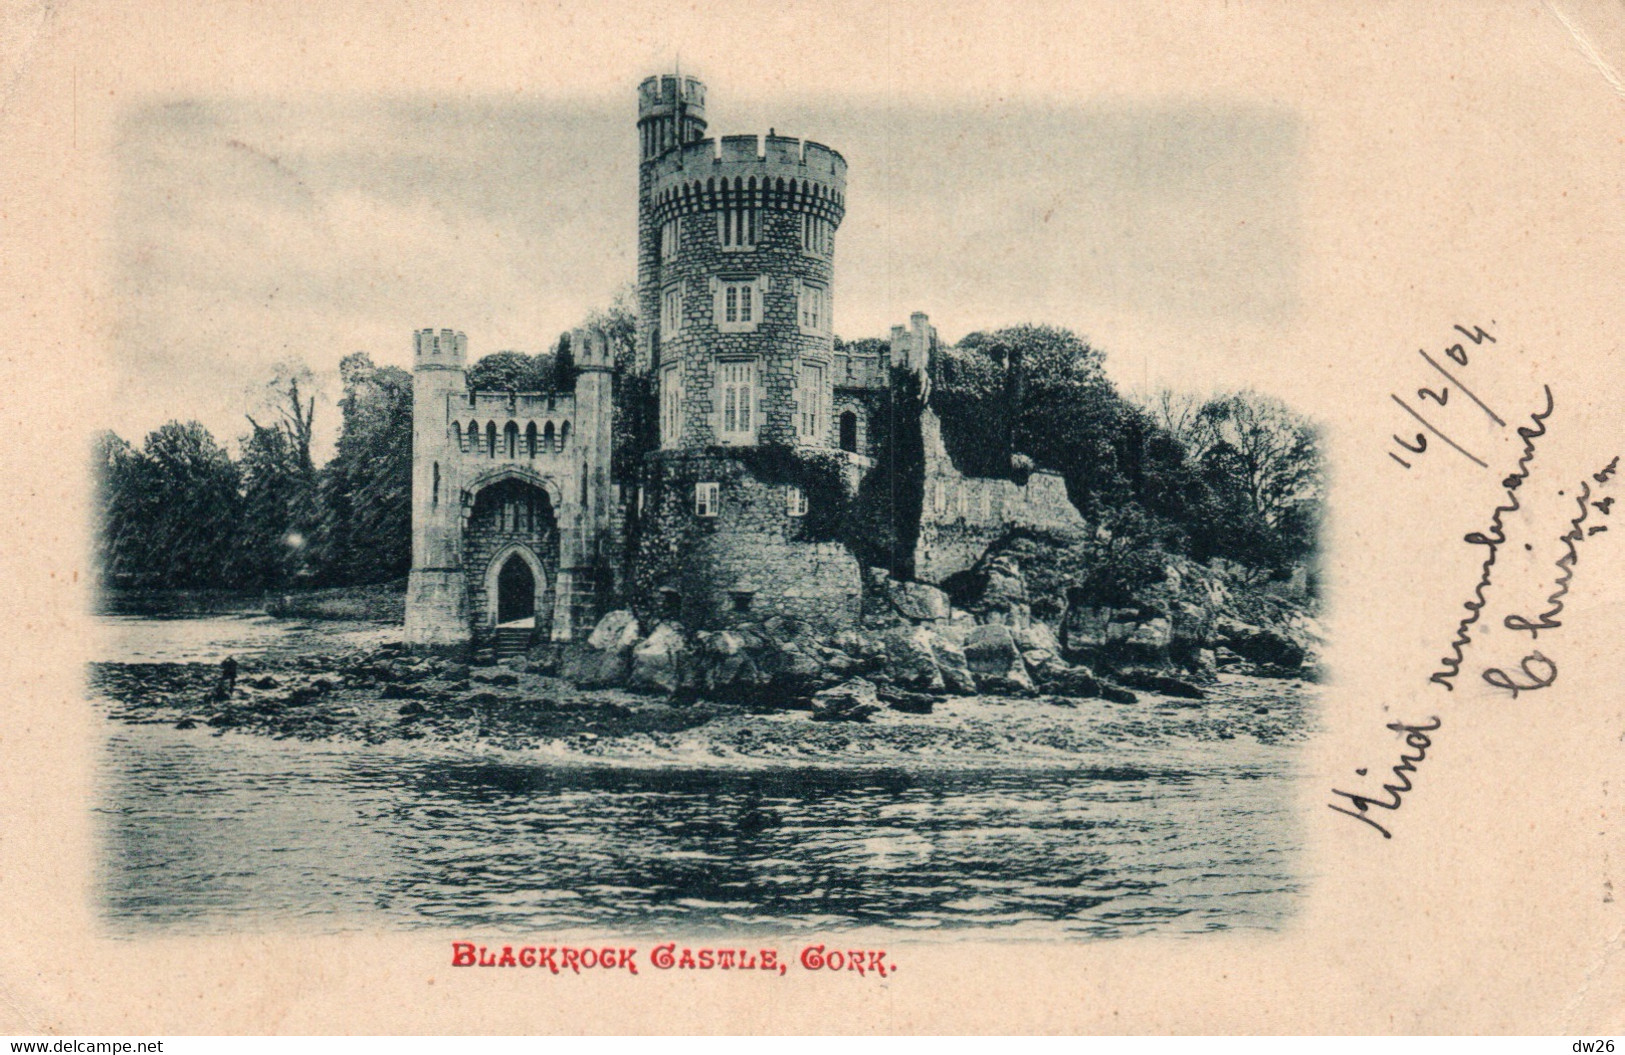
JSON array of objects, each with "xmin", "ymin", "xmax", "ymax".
[{"xmin": 96, "ymin": 723, "xmax": 1305, "ymax": 938}]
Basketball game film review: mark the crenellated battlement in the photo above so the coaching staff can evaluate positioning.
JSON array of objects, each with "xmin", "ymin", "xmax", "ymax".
[
  {"xmin": 456, "ymin": 390, "xmax": 576, "ymax": 413},
  {"xmin": 646, "ymin": 135, "xmax": 847, "ymax": 222},
  {"xmin": 414, "ymin": 328, "xmax": 467, "ymax": 370},
  {"xmin": 569, "ymin": 327, "xmax": 615, "ymax": 371},
  {"xmin": 638, "ymin": 74, "xmax": 707, "ymax": 116}
]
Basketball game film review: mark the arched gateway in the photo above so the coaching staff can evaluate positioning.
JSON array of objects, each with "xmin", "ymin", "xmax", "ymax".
[
  {"xmin": 467, "ymin": 478, "xmax": 559, "ymax": 636},
  {"xmin": 404, "ymin": 327, "xmax": 618, "ymax": 648}
]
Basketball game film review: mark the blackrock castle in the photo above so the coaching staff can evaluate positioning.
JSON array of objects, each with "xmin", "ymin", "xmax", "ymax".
[{"xmin": 405, "ymin": 73, "xmax": 1082, "ymax": 650}]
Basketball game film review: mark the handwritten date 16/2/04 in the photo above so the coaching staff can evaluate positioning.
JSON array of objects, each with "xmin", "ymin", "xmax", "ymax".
[{"xmin": 1388, "ymin": 323, "xmax": 1499, "ymax": 471}]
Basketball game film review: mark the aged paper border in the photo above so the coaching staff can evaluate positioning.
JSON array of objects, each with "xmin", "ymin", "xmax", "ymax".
[{"xmin": 2, "ymin": 0, "xmax": 1624, "ymax": 1035}]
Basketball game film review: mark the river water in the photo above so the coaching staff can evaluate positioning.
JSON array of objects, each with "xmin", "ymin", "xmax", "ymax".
[{"xmin": 93, "ymin": 613, "xmax": 1307, "ymax": 939}]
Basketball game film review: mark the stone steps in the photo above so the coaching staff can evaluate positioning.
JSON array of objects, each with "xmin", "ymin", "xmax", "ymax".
[{"xmin": 489, "ymin": 627, "xmax": 533, "ymax": 663}]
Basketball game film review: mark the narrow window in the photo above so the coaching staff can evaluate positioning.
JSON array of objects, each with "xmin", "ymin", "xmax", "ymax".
[
  {"xmin": 660, "ymin": 364, "xmax": 683, "ymax": 447},
  {"xmin": 505, "ymin": 421, "xmax": 519, "ymax": 458},
  {"xmin": 432, "ymin": 462, "xmax": 440, "ymax": 506},
  {"xmin": 719, "ymin": 207, "xmax": 757, "ymax": 249},
  {"xmin": 717, "ymin": 360, "xmax": 755, "ymax": 442},
  {"xmin": 839, "ymin": 411, "xmax": 858, "ymax": 453},
  {"xmin": 486, "ymin": 421, "xmax": 497, "ymax": 458},
  {"xmin": 731, "ymin": 591, "xmax": 754, "ymax": 613},
  {"xmin": 799, "ymin": 284, "xmax": 827, "ymax": 333},
  {"xmin": 660, "ymin": 217, "xmax": 680, "ymax": 261},
  {"xmin": 526, "ymin": 421, "xmax": 537, "ymax": 458},
  {"xmin": 798, "ymin": 362, "xmax": 825, "ymax": 442},
  {"xmin": 716, "ymin": 279, "xmax": 761, "ymax": 333},
  {"xmin": 695, "ymin": 481, "xmax": 720, "ymax": 517},
  {"xmin": 662, "ymin": 284, "xmax": 682, "ymax": 335},
  {"xmin": 786, "ymin": 486, "xmax": 808, "ymax": 517}
]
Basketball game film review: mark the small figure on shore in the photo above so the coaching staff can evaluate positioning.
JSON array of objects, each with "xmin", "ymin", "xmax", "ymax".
[{"xmin": 213, "ymin": 655, "xmax": 238, "ymax": 702}]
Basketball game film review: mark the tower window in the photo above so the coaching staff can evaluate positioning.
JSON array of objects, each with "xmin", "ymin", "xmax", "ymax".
[
  {"xmin": 786, "ymin": 486, "xmax": 808, "ymax": 517},
  {"xmin": 717, "ymin": 359, "xmax": 756, "ymax": 442},
  {"xmin": 731, "ymin": 591, "xmax": 754, "ymax": 613},
  {"xmin": 800, "ymin": 214, "xmax": 832, "ymax": 255},
  {"xmin": 799, "ymin": 283, "xmax": 829, "ymax": 334},
  {"xmin": 725, "ymin": 283, "xmax": 753, "ymax": 324},
  {"xmin": 714, "ymin": 277, "xmax": 764, "ymax": 333},
  {"xmin": 695, "ymin": 481, "xmax": 720, "ymax": 517},
  {"xmin": 839, "ymin": 410, "xmax": 858, "ymax": 453},
  {"xmin": 660, "ymin": 217, "xmax": 680, "ymax": 261},
  {"xmin": 659, "ymin": 363, "xmax": 683, "ymax": 447},
  {"xmin": 719, "ymin": 207, "xmax": 758, "ymax": 249},
  {"xmin": 661, "ymin": 284, "xmax": 683, "ymax": 335},
  {"xmin": 797, "ymin": 361, "xmax": 825, "ymax": 442}
]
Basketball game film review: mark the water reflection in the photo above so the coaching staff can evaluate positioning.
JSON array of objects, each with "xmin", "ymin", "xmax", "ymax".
[{"xmin": 98, "ymin": 725, "xmax": 1301, "ymax": 937}]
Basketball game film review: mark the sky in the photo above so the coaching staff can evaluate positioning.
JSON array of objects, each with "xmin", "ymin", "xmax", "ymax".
[{"xmin": 109, "ymin": 82, "xmax": 1301, "ymax": 462}]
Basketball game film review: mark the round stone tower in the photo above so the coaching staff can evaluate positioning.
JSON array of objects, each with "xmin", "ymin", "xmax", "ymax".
[
  {"xmin": 631, "ymin": 74, "xmax": 862, "ymax": 634},
  {"xmin": 636, "ymin": 73, "xmax": 847, "ymax": 450}
]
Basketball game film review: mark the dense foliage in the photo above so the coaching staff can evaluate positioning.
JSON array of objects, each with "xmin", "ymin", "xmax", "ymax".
[
  {"xmin": 925, "ymin": 324, "xmax": 1323, "ymax": 596},
  {"xmin": 93, "ymin": 354, "xmax": 412, "ymax": 590}
]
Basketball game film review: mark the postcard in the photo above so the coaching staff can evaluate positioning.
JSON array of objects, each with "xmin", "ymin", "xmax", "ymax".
[{"xmin": 1, "ymin": 0, "xmax": 1622, "ymax": 1036}]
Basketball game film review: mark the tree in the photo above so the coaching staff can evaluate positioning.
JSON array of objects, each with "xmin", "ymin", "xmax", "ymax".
[
  {"xmin": 942, "ymin": 325, "xmax": 1127, "ymax": 509},
  {"xmin": 106, "ymin": 422, "xmax": 244, "ymax": 587},
  {"xmin": 239, "ymin": 375, "xmax": 320, "ymax": 587},
  {"xmin": 312, "ymin": 353, "xmax": 413, "ymax": 584},
  {"xmin": 1189, "ymin": 391, "xmax": 1323, "ymax": 529},
  {"xmin": 90, "ymin": 431, "xmax": 143, "ymax": 587},
  {"xmin": 466, "ymin": 350, "xmax": 556, "ymax": 392}
]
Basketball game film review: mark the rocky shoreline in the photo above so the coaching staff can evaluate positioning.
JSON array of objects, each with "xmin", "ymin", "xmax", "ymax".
[
  {"xmin": 90, "ymin": 634, "xmax": 1317, "ymax": 770},
  {"xmin": 92, "ymin": 553, "xmax": 1324, "ymax": 765}
]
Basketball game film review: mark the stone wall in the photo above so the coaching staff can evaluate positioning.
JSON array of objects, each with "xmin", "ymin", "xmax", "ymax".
[
  {"xmin": 653, "ymin": 202, "xmax": 838, "ymax": 449},
  {"xmin": 912, "ymin": 407, "xmax": 1086, "ymax": 584},
  {"xmin": 636, "ymin": 450, "xmax": 863, "ymax": 635}
]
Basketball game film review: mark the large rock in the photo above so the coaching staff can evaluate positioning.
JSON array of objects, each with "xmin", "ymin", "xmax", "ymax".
[
  {"xmin": 880, "ymin": 625, "xmax": 945, "ymax": 692},
  {"xmin": 695, "ymin": 631, "xmax": 766, "ymax": 700},
  {"xmin": 965, "ymin": 623, "xmax": 1034, "ymax": 694},
  {"xmin": 1214, "ymin": 617, "xmax": 1307, "ymax": 669},
  {"xmin": 764, "ymin": 642, "xmax": 832, "ymax": 693},
  {"xmin": 810, "ymin": 678, "xmax": 881, "ymax": 723},
  {"xmin": 562, "ymin": 610, "xmax": 643, "ymax": 687},
  {"xmin": 588, "ymin": 610, "xmax": 640, "ymax": 651},
  {"xmin": 884, "ymin": 578, "xmax": 951, "ymax": 623},
  {"xmin": 1014, "ymin": 623, "xmax": 1062, "ymax": 655},
  {"xmin": 972, "ymin": 556, "xmax": 1031, "ymax": 628},
  {"xmin": 628, "ymin": 622, "xmax": 689, "ymax": 694},
  {"xmin": 925, "ymin": 630, "xmax": 978, "ymax": 695},
  {"xmin": 1034, "ymin": 660, "xmax": 1101, "ymax": 699},
  {"xmin": 1114, "ymin": 667, "xmax": 1207, "ymax": 700},
  {"xmin": 965, "ymin": 623, "xmax": 1021, "ymax": 674}
]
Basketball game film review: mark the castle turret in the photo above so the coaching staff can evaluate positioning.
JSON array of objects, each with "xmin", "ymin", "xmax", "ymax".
[
  {"xmin": 629, "ymin": 75, "xmax": 864, "ymax": 635},
  {"xmin": 637, "ymin": 73, "xmax": 708, "ymax": 163},
  {"xmin": 637, "ymin": 82, "xmax": 847, "ymax": 451},
  {"xmin": 551, "ymin": 327, "xmax": 618, "ymax": 640},
  {"xmin": 405, "ymin": 327, "xmax": 470, "ymax": 646}
]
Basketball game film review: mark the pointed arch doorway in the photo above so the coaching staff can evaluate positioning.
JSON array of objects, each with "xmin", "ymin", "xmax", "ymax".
[
  {"xmin": 496, "ymin": 553, "xmax": 537, "ymax": 626},
  {"xmin": 467, "ymin": 476, "xmax": 561, "ymax": 638}
]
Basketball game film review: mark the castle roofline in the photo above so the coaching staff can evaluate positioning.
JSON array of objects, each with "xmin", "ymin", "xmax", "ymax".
[{"xmin": 646, "ymin": 135, "xmax": 847, "ymax": 186}]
